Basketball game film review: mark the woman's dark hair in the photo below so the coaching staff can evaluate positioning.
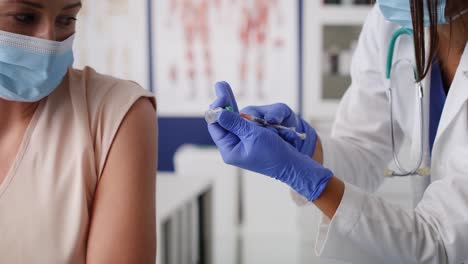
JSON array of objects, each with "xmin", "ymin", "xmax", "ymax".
[
  {"xmin": 410, "ymin": 0, "xmax": 439, "ymax": 82},
  {"xmin": 410, "ymin": 0, "xmax": 468, "ymax": 81}
]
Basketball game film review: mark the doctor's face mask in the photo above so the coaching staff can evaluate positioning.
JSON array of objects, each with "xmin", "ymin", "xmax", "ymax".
[
  {"xmin": 378, "ymin": 0, "xmax": 468, "ymax": 29},
  {"xmin": 377, "ymin": 0, "xmax": 448, "ymax": 28},
  {"xmin": 0, "ymin": 0, "xmax": 81, "ymax": 102}
]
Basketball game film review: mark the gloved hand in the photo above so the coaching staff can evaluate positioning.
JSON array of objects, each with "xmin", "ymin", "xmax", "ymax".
[
  {"xmin": 240, "ymin": 104, "xmax": 318, "ymax": 158},
  {"xmin": 207, "ymin": 82, "xmax": 333, "ymax": 201}
]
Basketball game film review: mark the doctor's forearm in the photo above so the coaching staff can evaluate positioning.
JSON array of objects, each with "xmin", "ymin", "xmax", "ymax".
[
  {"xmin": 311, "ymin": 137, "xmax": 344, "ymax": 219},
  {"xmin": 313, "ymin": 176, "xmax": 345, "ymax": 219}
]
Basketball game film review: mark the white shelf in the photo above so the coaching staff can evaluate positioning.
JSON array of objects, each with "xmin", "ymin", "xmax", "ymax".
[
  {"xmin": 157, "ymin": 172, "xmax": 213, "ymax": 221},
  {"xmin": 303, "ymin": 3, "xmax": 373, "ymax": 120}
]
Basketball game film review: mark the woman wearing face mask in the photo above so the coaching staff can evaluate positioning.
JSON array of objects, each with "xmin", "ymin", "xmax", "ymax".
[
  {"xmin": 0, "ymin": 0, "xmax": 157, "ymax": 263},
  {"xmin": 208, "ymin": 0, "xmax": 468, "ymax": 263}
]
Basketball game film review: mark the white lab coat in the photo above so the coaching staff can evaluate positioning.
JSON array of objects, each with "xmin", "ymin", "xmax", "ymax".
[{"xmin": 313, "ymin": 6, "xmax": 468, "ymax": 264}]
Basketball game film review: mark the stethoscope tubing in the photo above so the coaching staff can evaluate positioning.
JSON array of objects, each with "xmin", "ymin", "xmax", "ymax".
[
  {"xmin": 387, "ymin": 82, "xmax": 426, "ymax": 176},
  {"xmin": 385, "ymin": 28, "xmax": 431, "ymax": 177}
]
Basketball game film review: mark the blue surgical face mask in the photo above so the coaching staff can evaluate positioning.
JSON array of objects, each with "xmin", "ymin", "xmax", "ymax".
[
  {"xmin": 377, "ymin": 0, "xmax": 447, "ymax": 28},
  {"xmin": 0, "ymin": 30, "xmax": 74, "ymax": 102}
]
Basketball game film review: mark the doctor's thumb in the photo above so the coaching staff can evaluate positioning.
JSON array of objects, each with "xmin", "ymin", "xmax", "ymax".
[
  {"xmin": 217, "ymin": 110, "xmax": 254, "ymax": 137},
  {"xmin": 264, "ymin": 103, "xmax": 294, "ymax": 126}
]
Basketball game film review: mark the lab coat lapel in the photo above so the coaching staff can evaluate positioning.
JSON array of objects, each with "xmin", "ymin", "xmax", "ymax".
[{"xmin": 435, "ymin": 43, "xmax": 468, "ymax": 140}]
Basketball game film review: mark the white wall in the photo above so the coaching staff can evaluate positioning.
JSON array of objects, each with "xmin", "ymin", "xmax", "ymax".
[{"xmin": 73, "ymin": 0, "xmax": 149, "ymax": 89}]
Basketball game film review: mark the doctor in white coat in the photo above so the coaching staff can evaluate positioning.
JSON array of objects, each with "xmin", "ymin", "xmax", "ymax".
[{"xmin": 207, "ymin": 0, "xmax": 468, "ymax": 263}]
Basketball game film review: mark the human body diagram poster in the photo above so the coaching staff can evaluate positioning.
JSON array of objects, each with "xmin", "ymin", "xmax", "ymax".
[{"xmin": 154, "ymin": 0, "xmax": 299, "ymax": 116}]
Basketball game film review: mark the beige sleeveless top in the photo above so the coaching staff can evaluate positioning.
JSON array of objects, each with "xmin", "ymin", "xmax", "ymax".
[{"xmin": 0, "ymin": 67, "xmax": 155, "ymax": 263}]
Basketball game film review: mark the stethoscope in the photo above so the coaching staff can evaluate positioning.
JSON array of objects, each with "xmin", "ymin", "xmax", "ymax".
[{"xmin": 384, "ymin": 28, "xmax": 431, "ymax": 177}]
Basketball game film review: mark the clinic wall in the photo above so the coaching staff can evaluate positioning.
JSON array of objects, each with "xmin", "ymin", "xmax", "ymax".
[
  {"xmin": 152, "ymin": 0, "xmax": 302, "ymax": 174},
  {"xmin": 74, "ymin": 0, "xmax": 302, "ymax": 173},
  {"xmin": 73, "ymin": 0, "xmax": 149, "ymax": 89}
]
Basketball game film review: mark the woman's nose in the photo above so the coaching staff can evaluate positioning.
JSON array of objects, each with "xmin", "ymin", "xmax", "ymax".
[{"xmin": 34, "ymin": 21, "xmax": 56, "ymax": 41}]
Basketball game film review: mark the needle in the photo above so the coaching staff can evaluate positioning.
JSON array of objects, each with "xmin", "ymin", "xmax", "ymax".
[{"xmin": 240, "ymin": 113, "xmax": 307, "ymax": 140}]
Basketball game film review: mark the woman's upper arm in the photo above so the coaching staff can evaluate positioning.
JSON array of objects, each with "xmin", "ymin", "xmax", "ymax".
[{"xmin": 86, "ymin": 98, "xmax": 158, "ymax": 264}]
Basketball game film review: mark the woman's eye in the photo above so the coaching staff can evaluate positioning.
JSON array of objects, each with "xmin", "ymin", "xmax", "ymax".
[
  {"xmin": 57, "ymin": 16, "xmax": 77, "ymax": 26},
  {"xmin": 14, "ymin": 14, "xmax": 36, "ymax": 24}
]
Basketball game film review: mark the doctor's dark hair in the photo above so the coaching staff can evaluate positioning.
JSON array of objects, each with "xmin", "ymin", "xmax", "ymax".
[
  {"xmin": 410, "ymin": 0, "xmax": 468, "ymax": 82},
  {"xmin": 410, "ymin": 0, "xmax": 439, "ymax": 82}
]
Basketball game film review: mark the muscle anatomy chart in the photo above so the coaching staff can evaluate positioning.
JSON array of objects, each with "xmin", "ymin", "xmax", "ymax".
[
  {"xmin": 154, "ymin": 0, "xmax": 298, "ymax": 116},
  {"xmin": 74, "ymin": 0, "xmax": 149, "ymax": 88}
]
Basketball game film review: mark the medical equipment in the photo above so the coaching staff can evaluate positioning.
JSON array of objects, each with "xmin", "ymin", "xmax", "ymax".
[
  {"xmin": 205, "ymin": 107, "xmax": 307, "ymax": 140},
  {"xmin": 205, "ymin": 107, "xmax": 224, "ymax": 124},
  {"xmin": 0, "ymin": 30, "xmax": 75, "ymax": 102},
  {"xmin": 208, "ymin": 84, "xmax": 333, "ymax": 201},
  {"xmin": 205, "ymin": 106, "xmax": 234, "ymax": 124},
  {"xmin": 377, "ymin": 0, "xmax": 447, "ymax": 28},
  {"xmin": 384, "ymin": 28, "xmax": 431, "ymax": 177},
  {"xmin": 239, "ymin": 103, "xmax": 318, "ymax": 157},
  {"xmin": 240, "ymin": 113, "xmax": 307, "ymax": 140}
]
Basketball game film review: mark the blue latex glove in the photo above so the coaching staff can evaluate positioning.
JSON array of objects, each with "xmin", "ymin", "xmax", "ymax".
[
  {"xmin": 241, "ymin": 104, "xmax": 318, "ymax": 158},
  {"xmin": 209, "ymin": 81, "xmax": 240, "ymax": 113},
  {"xmin": 207, "ymin": 82, "xmax": 333, "ymax": 201}
]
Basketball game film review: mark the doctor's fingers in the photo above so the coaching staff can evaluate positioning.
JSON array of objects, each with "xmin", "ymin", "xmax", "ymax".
[
  {"xmin": 208, "ymin": 122, "xmax": 230, "ymax": 141},
  {"xmin": 208, "ymin": 123, "xmax": 241, "ymax": 150},
  {"xmin": 278, "ymin": 129, "xmax": 301, "ymax": 148},
  {"xmin": 241, "ymin": 103, "xmax": 297, "ymax": 127},
  {"xmin": 263, "ymin": 103, "xmax": 296, "ymax": 126},
  {"xmin": 217, "ymin": 110, "xmax": 257, "ymax": 138},
  {"xmin": 210, "ymin": 97, "xmax": 230, "ymax": 110},
  {"xmin": 213, "ymin": 81, "xmax": 239, "ymax": 112}
]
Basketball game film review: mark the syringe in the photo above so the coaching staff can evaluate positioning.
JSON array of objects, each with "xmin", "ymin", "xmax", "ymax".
[
  {"xmin": 239, "ymin": 113, "xmax": 307, "ymax": 140},
  {"xmin": 205, "ymin": 107, "xmax": 229, "ymax": 124},
  {"xmin": 205, "ymin": 107, "xmax": 306, "ymax": 140}
]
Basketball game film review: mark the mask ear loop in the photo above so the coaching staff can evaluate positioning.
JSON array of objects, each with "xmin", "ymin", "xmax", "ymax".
[
  {"xmin": 454, "ymin": 9, "xmax": 468, "ymax": 45},
  {"xmin": 451, "ymin": 8, "xmax": 468, "ymax": 21},
  {"xmin": 447, "ymin": 8, "xmax": 468, "ymax": 58},
  {"xmin": 440, "ymin": 9, "xmax": 468, "ymax": 71}
]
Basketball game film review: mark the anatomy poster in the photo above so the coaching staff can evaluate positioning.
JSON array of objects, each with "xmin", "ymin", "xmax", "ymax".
[
  {"xmin": 154, "ymin": 0, "xmax": 299, "ymax": 116},
  {"xmin": 73, "ymin": 0, "xmax": 149, "ymax": 89}
]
